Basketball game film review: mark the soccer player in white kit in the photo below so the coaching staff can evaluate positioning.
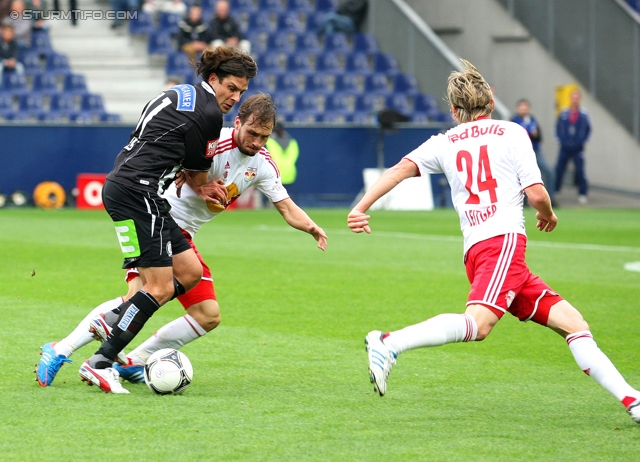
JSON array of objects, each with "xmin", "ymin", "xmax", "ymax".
[
  {"xmin": 36, "ymin": 94, "xmax": 328, "ymax": 389},
  {"xmin": 347, "ymin": 60, "xmax": 640, "ymax": 424}
]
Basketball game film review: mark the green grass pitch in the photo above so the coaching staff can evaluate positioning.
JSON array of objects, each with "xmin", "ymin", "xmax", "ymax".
[{"xmin": 1, "ymin": 207, "xmax": 639, "ymax": 461}]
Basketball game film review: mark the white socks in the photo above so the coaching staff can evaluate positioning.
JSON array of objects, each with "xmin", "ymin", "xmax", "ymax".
[
  {"xmin": 566, "ymin": 330, "xmax": 640, "ymax": 407},
  {"xmin": 54, "ymin": 297, "xmax": 123, "ymax": 358},
  {"xmin": 383, "ymin": 313, "xmax": 478, "ymax": 355},
  {"xmin": 128, "ymin": 314, "xmax": 207, "ymax": 364}
]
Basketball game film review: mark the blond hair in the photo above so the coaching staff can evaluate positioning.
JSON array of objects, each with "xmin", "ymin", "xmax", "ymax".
[{"xmin": 446, "ymin": 59, "xmax": 494, "ymax": 123}]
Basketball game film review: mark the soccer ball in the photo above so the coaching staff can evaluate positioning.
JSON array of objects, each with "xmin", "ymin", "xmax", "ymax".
[{"xmin": 144, "ymin": 348, "xmax": 193, "ymax": 395}]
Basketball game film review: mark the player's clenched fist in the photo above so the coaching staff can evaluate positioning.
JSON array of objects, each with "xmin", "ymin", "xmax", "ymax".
[{"xmin": 348, "ymin": 209, "xmax": 371, "ymax": 234}]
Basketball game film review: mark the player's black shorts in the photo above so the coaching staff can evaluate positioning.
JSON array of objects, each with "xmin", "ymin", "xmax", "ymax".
[{"xmin": 102, "ymin": 179, "xmax": 191, "ymax": 269}]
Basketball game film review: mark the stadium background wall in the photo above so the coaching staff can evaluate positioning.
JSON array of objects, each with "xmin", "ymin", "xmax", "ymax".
[{"xmin": 0, "ymin": 125, "xmax": 446, "ymax": 207}]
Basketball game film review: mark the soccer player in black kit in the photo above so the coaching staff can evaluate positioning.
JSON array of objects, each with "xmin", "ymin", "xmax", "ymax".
[{"xmin": 76, "ymin": 46, "xmax": 257, "ymax": 393}]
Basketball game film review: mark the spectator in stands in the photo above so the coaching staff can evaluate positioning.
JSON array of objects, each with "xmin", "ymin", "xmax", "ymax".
[
  {"xmin": 266, "ymin": 119, "xmax": 299, "ymax": 198},
  {"xmin": 316, "ymin": 0, "xmax": 368, "ymax": 36},
  {"xmin": 142, "ymin": 0, "xmax": 186, "ymax": 18},
  {"xmin": 2, "ymin": 0, "xmax": 31, "ymax": 51},
  {"xmin": 555, "ymin": 90, "xmax": 591, "ymax": 205},
  {"xmin": 0, "ymin": 24, "xmax": 24, "ymax": 76},
  {"xmin": 511, "ymin": 99, "xmax": 556, "ymax": 205},
  {"xmin": 209, "ymin": 0, "xmax": 250, "ymax": 53},
  {"xmin": 30, "ymin": 0, "xmax": 49, "ymax": 30},
  {"xmin": 0, "ymin": 0, "xmax": 12, "ymax": 23},
  {"xmin": 109, "ymin": 0, "xmax": 138, "ymax": 29},
  {"xmin": 177, "ymin": 4, "xmax": 212, "ymax": 61}
]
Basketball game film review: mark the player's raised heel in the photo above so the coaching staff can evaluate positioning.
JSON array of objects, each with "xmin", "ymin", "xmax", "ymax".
[
  {"xmin": 365, "ymin": 330, "xmax": 396, "ymax": 397},
  {"xmin": 35, "ymin": 342, "xmax": 71, "ymax": 387},
  {"xmin": 627, "ymin": 399, "xmax": 640, "ymax": 423},
  {"xmin": 88, "ymin": 315, "xmax": 128, "ymax": 365},
  {"xmin": 79, "ymin": 361, "xmax": 129, "ymax": 394},
  {"xmin": 113, "ymin": 358, "xmax": 146, "ymax": 384}
]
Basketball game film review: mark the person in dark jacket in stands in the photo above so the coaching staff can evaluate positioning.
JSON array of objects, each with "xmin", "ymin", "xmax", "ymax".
[
  {"xmin": 555, "ymin": 90, "xmax": 591, "ymax": 205},
  {"xmin": 178, "ymin": 4, "xmax": 212, "ymax": 61},
  {"xmin": 209, "ymin": 0, "xmax": 250, "ymax": 53},
  {"xmin": 0, "ymin": 24, "xmax": 23, "ymax": 77},
  {"xmin": 316, "ymin": 0, "xmax": 368, "ymax": 35}
]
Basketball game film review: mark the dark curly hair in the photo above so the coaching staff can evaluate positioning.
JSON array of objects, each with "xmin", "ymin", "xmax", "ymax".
[{"xmin": 196, "ymin": 46, "xmax": 257, "ymax": 83}]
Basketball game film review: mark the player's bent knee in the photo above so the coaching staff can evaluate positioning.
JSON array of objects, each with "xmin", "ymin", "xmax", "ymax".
[{"xmin": 187, "ymin": 300, "xmax": 221, "ymax": 332}]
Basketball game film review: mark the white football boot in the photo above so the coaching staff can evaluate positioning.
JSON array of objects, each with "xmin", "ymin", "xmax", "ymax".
[
  {"xmin": 79, "ymin": 362, "xmax": 129, "ymax": 394},
  {"xmin": 627, "ymin": 399, "xmax": 640, "ymax": 424},
  {"xmin": 365, "ymin": 330, "xmax": 396, "ymax": 397}
]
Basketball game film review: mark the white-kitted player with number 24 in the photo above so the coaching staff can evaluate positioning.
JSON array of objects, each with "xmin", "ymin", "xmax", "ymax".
[{"xmin": 348, "ymin": 59, "xmax": 640, "ymax": 424}]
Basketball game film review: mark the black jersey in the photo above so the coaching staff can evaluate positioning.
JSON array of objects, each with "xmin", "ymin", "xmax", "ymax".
[{"xmin": 107, "ymin": 82, "xmax": 223, "ymax": 195}]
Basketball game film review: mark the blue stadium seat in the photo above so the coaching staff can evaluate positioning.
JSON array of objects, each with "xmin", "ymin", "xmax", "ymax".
[
  {"xmin": 286, "ymin": 53, "xmax": 312, "ymax": 74},
  {"xmin": 275, "ymin": 73, "xmax": 301, "ymax": 93},
  {"xmin": 317, "ymin": 111, "xmax": 349, "ymax": 123},
  {"xmin": 373, "ymin": 53, "xmax": 399, "ymax": 75},
  {"xmin": 306, "ymin": 12, "xmax": 326, "ymax": 31},
  {"xmin": 50, "ymin": 93, "xmax": 76, "ymax": 116},
  {"xmin": 348, "ymin": 111, "xmax": 376, "ymax": 124},
  {"xmin": 244, "ymin": 32, "xmax": 267, "ymax": 54},
  {"xmin": 345, "ymin": 52, "xmax": 370, "ymax": 73},
  {"xmin": 256, "ymin": 54, "xmax": 282, "ymax": 73},
  {"xmin": 305, "ymin": 73, "xmax": 332, "ymax": 93},
  {"xmin": 435, "ymin": 112, "xmax": 454, "ymax": 123},
  {"xmin": 258, "ymin": 0, "xmax": 284, "ymax": 13},
  {"xmin": 62, "ymin": 73, "xmax": 88, "ymax": 94},
  {"xmin": 249, "ymin": 72, "xmax": 272, "ymax": 92},
  {"xmin": 355, "ymin": 94, "xmax": 377, "ymax": 112},
  {"xmin": 100, "ymin": 113, "xmax": 122, "ymax": 123},
  {"xmin": 231, "ymin": 0, "xmax": 257, "ymax": 13},
  {"xmin": 38, "ymin": 111, "xmax": 65, "ymax": 122},
  {"xmin": 32, "ymin": 72, "xmax": 59, "ymax": 96},
  {"xmin": 165, "ymin": 52, "xmax": 192, "ymax": 76},
  {"xmin": 69, "ymin": 111, "xmax": 98, "ymax": 123},
  {"xmin": 266, "ymin": 32, "xmax": 294, "ymax": 53},
  {"xmin": 393, "ymin": 73, "xmax": 420, "ymax": 96},
  {"xmin": 315, "ymin": 0, "xmax": 337, "ymax": 12},
  {"xmin": 286, "ymin": 111, "xmax": 318, "ymax": 123},
  {"xmin": 411, "ymin": 112, "xmax": 430, "ymax": 123},
  {"xmin": 414, "ymin": 93, "xmax": 439, "ymax": 113},
  {"xmin": 323, "ymin": 33, "xmax": 351, "ymax": 53},
  {"xmin": 248, "ymin": 12, "xmax": 275, "ymax": 34},
  {"xmin": 18, "ymin": 94, "xmax": 45, "ymax": 115},
  {"xmin": 148, "ymin": 32, "xmax": 175, "ymax": 56},
  {"xmin": 0, "ymin": 94, "xmax": 13, "ymax": 116},
  {"xmin": 325, "ymin": 94, "xmax": 350, "ymax": 112},
  {"xmin": 385, "ymin": 94, "xmax": 411, "ymax": 115},
  {"xmin": 296, "ymin": 32, "xmax": 321, "ymax": 53},
  {"xmin": 31, "ymin": 32, "xmax": 53, "ymax": 56},
  {"xmin": 364, "ymin": 73, "xmax": 390, "ymax": 95},
  {"xmin": 158, "ymin": 13, "xmax": 182, "ymax": 36},
  {"xmin": 353, "ymin": 33, "xmax": 378, "ymax": 53},
  {"xmin": 129, "ymin": 12, "xmax": 155, "ymax": 35},
  {"xmin": 81, "ymin": 93, "xmax": 105, "ymax": 113},
  {"xmin": 5, "ymin": 111, "xmax": 32, "ymax": 122},
  {"xmin": 334, "ymin": 73, "xmax": 360, "ymax": 93},
  {"xmin": 287, "ymin": 0, "xmax": 312, "ymax": 13},
  {"xmin": 315, "ymin": 52, "xmax": 342, "ymax": 74},
  {"xmin": 46, "ymin": 53, "xmax": 71, "ymax": 75},
  {"xmin": 1, "ymin": 72, "xmax": 29, "ymax": 96},
  {"xmin": 18, "ymin": 52, "xmax": 42, "ymax": 74},
  {"xmin": 277, "ymin": 11, "xmax": 304, "ymax": 33},
  {"xmin": 295, "ymin": 93, "xmax": 319, "ymax": 112},
  {"xmin": 272, "ymin": 92, "xmax": 294, "ymax": 115}
]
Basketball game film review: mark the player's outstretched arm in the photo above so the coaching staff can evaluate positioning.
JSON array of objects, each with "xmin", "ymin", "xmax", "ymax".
[
  {"xmin": 348, "ymin": 159, "xmax": 419, "ymax": 234},
  {"xmin": 524, "ymin": 183, "xmax": 558, "ymax": 232},
  {"xmin": 274, "ymin": 198, "xmax": 328, "ymax": 251}
]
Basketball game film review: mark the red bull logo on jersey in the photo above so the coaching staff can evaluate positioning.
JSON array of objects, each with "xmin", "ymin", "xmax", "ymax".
[
  {"xmin": 244, "ymin": 167, "xmax": 257, "ymax": 180},
  {"xmin": 206, "ymin": 139, "xmax": 219, "ymax": 158},
  {"xmin": 449, "ymin": 124, "xmax": 505, "ymax": 143}
]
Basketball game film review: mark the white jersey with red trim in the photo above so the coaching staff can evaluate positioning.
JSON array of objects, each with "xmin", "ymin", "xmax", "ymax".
[
  {"xmin": 404, "ymin": 118, "xmax": 542, "ymax": 254},
  {"xmin": 164, "ymin": 127, "xmax": 289, "ymax": 237}
]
